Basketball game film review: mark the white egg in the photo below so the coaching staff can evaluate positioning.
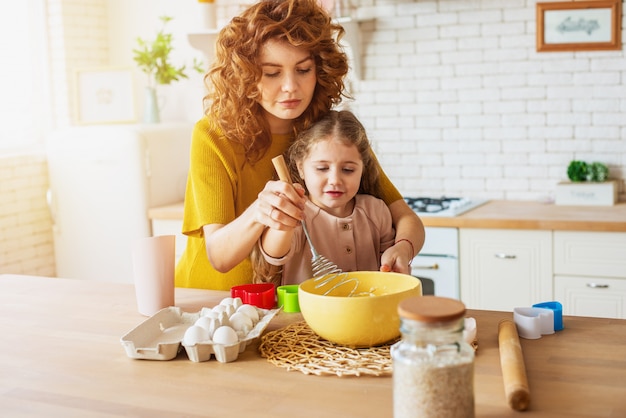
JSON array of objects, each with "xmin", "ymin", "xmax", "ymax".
[
  {"xmin": 229, "ymin": 312, "xmax": 253, "ymax": 337},
  {"xmin": 237, "ymin": 304, "xmax": 260, "ymax": 323},
  {"xmin": 195, "ymin": 316, "xmax": 212, "ymax": 329},
  {"xmin": 212, "ymin": 326, "xmax": 239, "ymax": 345},
  {"xmin": 194, "ymin": 316, "xmax": 219, "ymax": 337},
  {"xmin": 213, "ymin": 303, "xmax": 235, "ymax": 317},
  {"xmin": 182, "ymin": 325, "xmax": 210, "ymax": 346},
  {"xmin": 212, "ymin": 304, "xmax": 227, "ymax": 314},
  {"xmin": 200, "ymin": 307, "xmax": 218, "ymax": 318}
]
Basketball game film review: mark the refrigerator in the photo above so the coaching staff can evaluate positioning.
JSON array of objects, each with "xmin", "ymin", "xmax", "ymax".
[{"xmin": 46, "ymin": 122, "xmax": 194, "ymax": 283}]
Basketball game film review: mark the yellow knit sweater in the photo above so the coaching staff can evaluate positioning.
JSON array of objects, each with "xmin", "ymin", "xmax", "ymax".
[{"xmin": 175, "ymin": 115, "xmax": 402, "ymax": 290}]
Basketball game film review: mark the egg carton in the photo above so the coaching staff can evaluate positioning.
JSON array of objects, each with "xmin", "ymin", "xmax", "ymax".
[{"xmin": 120, "ymin": 305, "xmax": 278, "ymax": 363}]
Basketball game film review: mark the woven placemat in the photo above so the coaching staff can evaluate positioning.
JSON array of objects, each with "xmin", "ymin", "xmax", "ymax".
[
  {"xmin": 259, "ymin": 320, "xmax": 479, "ymax": 377},
  {"xmin": 258, "ymin": 321, "xmax": 395, "ymax": 377}
]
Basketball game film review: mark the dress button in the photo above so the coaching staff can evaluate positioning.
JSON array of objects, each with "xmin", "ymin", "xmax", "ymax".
[
  {"xmin": 345, "ymin": 247, "xmax": 352, "ymax": 254},
  {"xmin": 342, "ymin": 223, "xmax": 350, "ymax": 230}
]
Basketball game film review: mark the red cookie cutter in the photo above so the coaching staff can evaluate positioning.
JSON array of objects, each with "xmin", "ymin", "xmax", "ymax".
[{"xmin": 230, "ymin": 283, "xmax": 276, "ymax": 309}]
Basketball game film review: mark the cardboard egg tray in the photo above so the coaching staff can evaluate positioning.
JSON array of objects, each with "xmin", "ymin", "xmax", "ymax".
[{"xmin": 120, "ymin": 306, "xmax": 278, "ymax": 363}]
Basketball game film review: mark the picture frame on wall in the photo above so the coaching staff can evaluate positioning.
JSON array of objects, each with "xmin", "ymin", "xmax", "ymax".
[
  {"xmin": 75, "ymin": 68, "xmax": 136, "ymax": 124},
  {"xmin": 536, "ymin": 0, "xmax": 622, "ymax": 52}
]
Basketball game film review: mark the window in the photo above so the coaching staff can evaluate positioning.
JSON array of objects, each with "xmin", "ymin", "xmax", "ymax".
[{"xmin": 0, "ymin": 0, "xmax": 50, "ymax": 153}]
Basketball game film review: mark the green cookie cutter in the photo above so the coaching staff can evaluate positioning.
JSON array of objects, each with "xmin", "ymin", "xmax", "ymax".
[{"xmin": 277, "ymin": 285, "xmax": 300, "ymax": 313}]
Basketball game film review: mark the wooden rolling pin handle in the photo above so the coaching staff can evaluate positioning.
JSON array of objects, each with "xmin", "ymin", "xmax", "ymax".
[
  {"xmin": 272, "ymin": 155, "xmax": 293, "ymax": 183},
  {"xmin": 498, "ymin": 319, "xmax": 531, "ymax": 411}
]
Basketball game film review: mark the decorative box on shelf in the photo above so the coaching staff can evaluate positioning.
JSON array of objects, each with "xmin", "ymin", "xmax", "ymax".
[{"xmin": 555, "ymin": 180, "xmax": 617, "ymax": 206}]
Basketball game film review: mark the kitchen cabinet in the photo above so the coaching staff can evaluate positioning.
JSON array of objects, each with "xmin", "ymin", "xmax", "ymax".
[
  {"xmin": 459, "ymin": 229, "xmax": 553, "ymax": 311},
  {"xmin": 554, "ymin": 231, "xmax": 626, "ymax": 319}
]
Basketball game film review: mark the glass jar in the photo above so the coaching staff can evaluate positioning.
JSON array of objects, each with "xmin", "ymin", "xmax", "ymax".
[{"xmin": 392, "ymin": 296, "xmax": 475, "ymax": 418}]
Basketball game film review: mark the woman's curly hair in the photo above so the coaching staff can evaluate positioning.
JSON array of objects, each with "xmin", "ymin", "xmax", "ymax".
[{"xmin": 204, "ymin": 0, "xmax": 350, "ymax": 164}]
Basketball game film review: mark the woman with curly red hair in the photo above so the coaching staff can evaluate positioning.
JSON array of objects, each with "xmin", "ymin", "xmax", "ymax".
[{"xmin": 176, "ymin": 0, "xmax": 424, "ymax": 290}]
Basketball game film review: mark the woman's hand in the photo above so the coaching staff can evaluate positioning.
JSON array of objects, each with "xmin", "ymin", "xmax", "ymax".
[
  {"xmin": 258, "ymin": 182, "xmax": 306, "ymax": 259},
  {"xmin": 255, "ymin": 180, "xmax": 305, "ymax": 230},
  {"xmin": 204, "ymin": 180, "xmax": 305, "ymax": 272}
]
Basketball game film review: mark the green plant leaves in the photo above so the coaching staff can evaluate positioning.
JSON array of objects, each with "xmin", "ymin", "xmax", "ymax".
[
  {"xmin": 589, "ymin": 162, "xmax": 609, "ymax": 182},
  {"xmin": 567, "ymin": 160, "xmax": 609, "ymax": 182},
  {"xmin": 132, "ymin": 16, "xmax": 203, "ymax": 86},
  {"xmin": 567, "ymin": 160, "xmax": 588, "ymax": 182}
]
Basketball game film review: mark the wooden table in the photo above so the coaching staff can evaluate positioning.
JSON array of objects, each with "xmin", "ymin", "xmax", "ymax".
[{"xmin": 1, "ymin": 274, "xmax": 625, "ymax": 417}]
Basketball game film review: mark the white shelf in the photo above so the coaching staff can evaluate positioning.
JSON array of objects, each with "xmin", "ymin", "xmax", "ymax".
[
  {"xmin": 187, "ymin": 17, "xmax": 372, "ymax": 80},
  {"xmin": 187, "ymin": 28, "xmax": 220, "ymax": 61},
  {"xmin": 334, "ymin": 16, "xmax": 371, "ymax": 80}
]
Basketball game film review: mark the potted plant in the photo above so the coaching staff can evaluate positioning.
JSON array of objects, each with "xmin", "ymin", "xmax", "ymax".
[
  {"xmin": 133, "ymin": 16, "xmax": 204, "ymax": 123},
  {"xmin": 555, "ymin": 160, "xmax": 616, "ymax": 206}
]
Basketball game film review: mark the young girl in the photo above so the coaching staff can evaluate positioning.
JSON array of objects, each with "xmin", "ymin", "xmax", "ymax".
[{"xmin": 257, "ymin": 110, "xmax": 403, "ymax": 285}]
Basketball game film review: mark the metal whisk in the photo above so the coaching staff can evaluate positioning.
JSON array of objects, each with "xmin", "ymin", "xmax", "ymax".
[{"xmin": 271, "ymin": 156, "xmax": 363, "ymax": 296}]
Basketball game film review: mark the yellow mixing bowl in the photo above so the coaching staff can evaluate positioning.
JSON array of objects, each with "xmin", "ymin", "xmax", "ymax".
[{"xmin": 298, "ymin": 271, "xmax": 422, "ymax": 347}]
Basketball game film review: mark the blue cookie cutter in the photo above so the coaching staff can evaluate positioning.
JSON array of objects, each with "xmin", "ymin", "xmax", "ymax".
[{"xmin": 532, "ymin": 301, "xmax": 563, "ymax": 331}]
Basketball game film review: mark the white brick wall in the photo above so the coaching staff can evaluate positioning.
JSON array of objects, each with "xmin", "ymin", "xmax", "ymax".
[
  {"xmin": 47, "ymin": 0, "xmax": 109, "ymax": 127},
  {"xmin": 0, "ymin": 154, "xmax": 55, "ymax": 276},
  {"xmin": 349, "ymin": 0, "xmax": 626, "ymax": 202}
]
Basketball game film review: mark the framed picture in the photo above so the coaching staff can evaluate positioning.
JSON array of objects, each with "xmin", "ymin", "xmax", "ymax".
[
  {"xmin": 75, "ymin": 68, "xmax": 136, "ymax": 124},
  {"xmin": 536, "ymin": 0, "xmax": 622, "ymax": 52}
]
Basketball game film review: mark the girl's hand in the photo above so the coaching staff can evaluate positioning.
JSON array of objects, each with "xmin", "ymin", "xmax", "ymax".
[
  {"xmin": 379, "ymin": 239, "xmax": 414, "ymax": 275},
  {"xmin": 256, "ymin": 180, "xmax": 305, "ymax": 230}
]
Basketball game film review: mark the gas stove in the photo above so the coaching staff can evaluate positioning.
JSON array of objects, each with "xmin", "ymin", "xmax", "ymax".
[{"xmin": 404, "ymin": 196, "xmax": 488, "ymax": 217}]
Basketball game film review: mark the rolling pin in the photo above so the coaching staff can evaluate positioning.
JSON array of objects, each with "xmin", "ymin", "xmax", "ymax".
[{"xmin": 498, "ymin": 319, "xmax": 531, "ymax": 411}]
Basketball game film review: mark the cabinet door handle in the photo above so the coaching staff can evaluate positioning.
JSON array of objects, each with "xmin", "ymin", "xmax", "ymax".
[
  {"xmin": 494, "ymin": 253, "xmax": 516, "ymax": 259},
  {"xmin": 412, "ymin": 263, "xmax": 439, "ymax": 270},
  {"xmin": 586, "ymin": 283, "xmax": 609, "ymax": 289}
]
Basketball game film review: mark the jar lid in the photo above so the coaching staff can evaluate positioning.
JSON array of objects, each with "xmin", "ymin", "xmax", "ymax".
[{"xmin": 398, "ymin": 296, "xmax": 466, "ymax": 323}]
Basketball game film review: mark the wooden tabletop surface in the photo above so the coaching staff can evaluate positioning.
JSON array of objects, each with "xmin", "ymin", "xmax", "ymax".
[
  {"xmin": 1, "ymin": 274, "xmax": 625, "ymax": 417},
  {"xmin": 421, "ymin": 200, "xmax": 626, "ymax": 231},
  {"xmin": 148, "ymin": 200, "xmax": 626, "ymax": 232}
]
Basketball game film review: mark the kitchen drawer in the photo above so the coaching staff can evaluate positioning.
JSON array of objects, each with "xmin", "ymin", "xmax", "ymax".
[
  {"xmin": 555, "ymin": 275, "xmax": 626, "ymax": 319},
  {"xmin": 460, "ymin": 229, "xmax": 552, "ymax": 311},
  {"xmin": 554, "ymin": 231, "xmax": 626, "ymax": 279}
]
